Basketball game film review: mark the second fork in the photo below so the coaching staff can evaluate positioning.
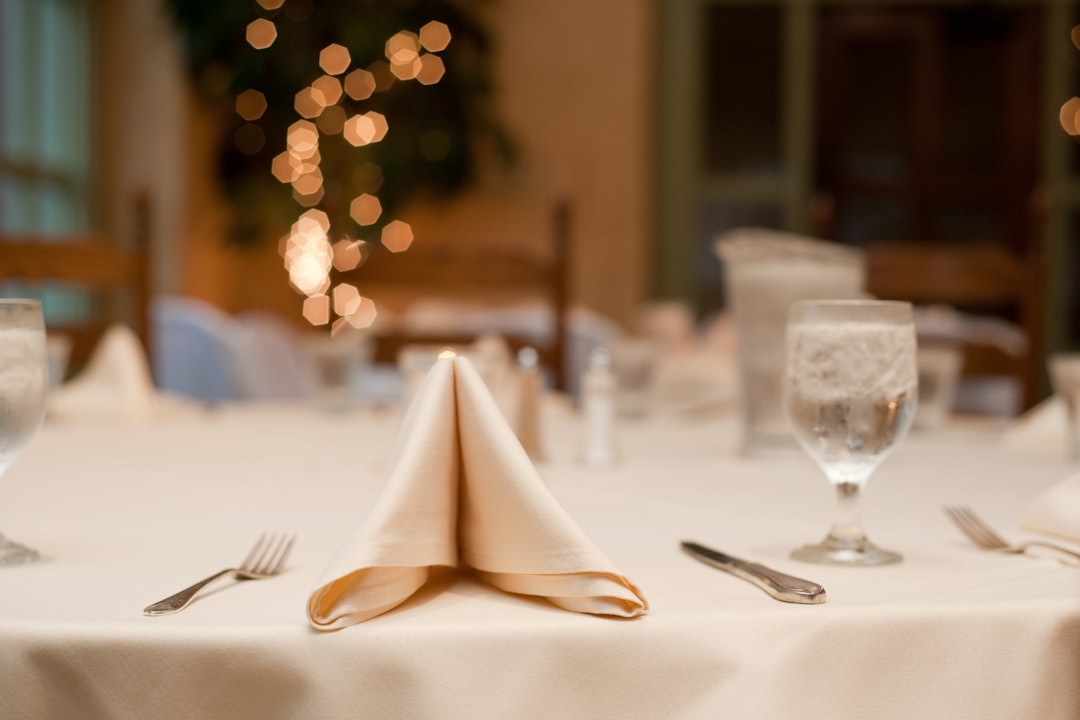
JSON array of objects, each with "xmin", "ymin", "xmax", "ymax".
[{"xmin": 943, "ymin": 506, "xmax": 1080, "ymax": 564}]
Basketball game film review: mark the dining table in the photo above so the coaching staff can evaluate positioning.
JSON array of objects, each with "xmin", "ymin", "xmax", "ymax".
[{"xmin": 0, "ymin": 390, "xmax": 1078, "ymax": 719}]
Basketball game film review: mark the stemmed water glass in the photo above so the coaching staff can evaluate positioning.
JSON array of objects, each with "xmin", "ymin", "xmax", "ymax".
[
  {"xmin": 0, "ymin": 300, "xmax": 49, "ymax": 565},
  {"xmin": 783, "ymin": 300, "xmax": 918, "ymax": 566}
]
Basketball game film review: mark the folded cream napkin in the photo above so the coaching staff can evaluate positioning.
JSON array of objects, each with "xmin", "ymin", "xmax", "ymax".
[
  {"xmin": 49, "ymin": 324, "xmax": 193, "ymax": 423},
  {"xmin": 307, "ymin": 355, "xmax": 648, "ymax": 630},
  {"xmin": 1020, "ymin": 471, "xmax": 1080, "ymax": 544}
]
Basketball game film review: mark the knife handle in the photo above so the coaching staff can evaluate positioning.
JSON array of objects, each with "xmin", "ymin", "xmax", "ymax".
[
  {"xmin": 732, "ymin": 562, "xmax": 826, "ymax": 604},
  {"xmin": 681, "ymin": 541, "xmax": 827, "ymax": 604}
]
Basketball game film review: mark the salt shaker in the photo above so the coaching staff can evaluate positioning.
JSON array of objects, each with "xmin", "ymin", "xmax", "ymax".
[{"xmin": 580, "ymin": 346, "xmax": 619, "ymax": 467}]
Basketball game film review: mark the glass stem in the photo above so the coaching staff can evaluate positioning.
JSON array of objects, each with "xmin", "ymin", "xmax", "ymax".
[{"xmin": 827, "ymin": 481, "xmax": 867, "ymax": 547}]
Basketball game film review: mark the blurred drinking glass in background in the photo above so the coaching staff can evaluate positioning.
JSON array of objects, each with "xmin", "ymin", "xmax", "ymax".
[
  {"xmin": 608, "ymin": 337, "xmax": 660, "ymax": 419},
  {"xmin": 305, "ymin": 330, "xmax": 372, "ymax": 413},
  {"xmin": 45, "ymin": 335, "xmax": 72, "ymax": 390},
  {"xmin": 716, "ymin": 229, "xmax": 865, "ymax": 452},
  {"xmin": 1048, "ymin": 352, "xmax": 1080, "ymax": 461},
  {"xmin": 913, "ymin": 341, "xmax": 963, "ymax": 430}
]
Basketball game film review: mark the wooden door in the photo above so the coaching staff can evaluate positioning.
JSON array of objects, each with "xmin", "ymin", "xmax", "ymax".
[{"xmin": 813, "ymin": 4, "xmax": 1041, "ymax": 253}]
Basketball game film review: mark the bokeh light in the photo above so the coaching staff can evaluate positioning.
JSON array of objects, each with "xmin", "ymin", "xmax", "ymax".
[
  {"xmin": 292, "ymin": 167, "xmax": 324, "ymax": 196},
  {"xmin": 235, "ymin": 89, "xmax": 267, "ymax": 120},
  {"xmin": 381, "ymin": 220, "xmax": 414, "ymax": 252},
  {"xmin": 319, "ymin": 43, "xmax": 351, "ymax": 75},
  {"xmin": 349, "ymin": 193, "xmax": 382, "ymax": 226},
  {"xmin": 343, "ymin": 114, "xmax": 376, "ymax": 146},
  {"xmin": 416, "ymin": 55, "xmax": 446, "ymax": 85},
  {"xmin": 294, "ymin": 186, "xmax": 325, "ymax": 207},
  {"xmin": 302, "ymin": 295, "xmax": 331, "ymax": 326},
  {"xmin": 333, "ymin": 283, "xmax": 362, "ymax": 316},
  {"xmin": 332, "ymin": 239, "xmax": 367, "ymax": 271},
  {"xmin": 366, "ymin": 112, "xmax": 389, "ymax": 142},
  {"xmin": 316, "ymin": 105, "xmax": 347, "ymax": 135},
  {"xmin": 278, "ymin": 157, "xmax": 319, "ymax": 186},
  {"xmin": 1072, "ymin": 25, "xmax": 1080, "ymax": 50},
  {"xmin": 391, "ymin": 57, "xmax": 423, "ymax": 81},
  {"xmin": 341, "ymin": 296, "xmax": 378, "ymax": 329},
  {"xmin": 343, "ymin": 112, "xmax": 388, "ymax": 147},
  {"xmin": 419, "ymin": 21, "xmax": 452, "ymax": 52},
  {"xmin": 386, "ymin": 31, "xmax": 421, "ymax": 64},
  {"xmin": 246, "ymin": 19, "xmax": 277, "ymax": 50},
  {"xmin": 256, "ymin": 0, "xmax": 285, "ymax": 9},
  {"xmin": 284, "ymin": 210, "xmax": 333, "ymax": 297},
  {"xmin": 272, "ymin": 151, "xmax": 302, "ymax": 184},
  {"xmin": 294, "ymin": 86, "xmax": 327, "ymax": 118},
  {"xmin": 344, "ymin": 69, "xmax": 377, "ymax": 101},
  {"xmin": 297, "ymin": 208, "xmax": 330, "ymax": 235},
  {"xmin": 1060, "ymin": 97, "xmax": 1080, "ymax": 136},
  {"xmin": 312, "ymin": 75, "xmax": 343, "ymax": 105},
  {"xmin": 287, "ymin": 120, "xmax": 319, "ymax": 157}
]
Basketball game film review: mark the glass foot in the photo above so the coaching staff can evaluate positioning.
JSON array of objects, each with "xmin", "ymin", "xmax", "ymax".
[
  {"xmin": 791, "ymin": 537, "xmax": 901, "ymax": 566},
  {"xmin": 0, "ymin": 536, "xmax": 40, "ymax": 566}
]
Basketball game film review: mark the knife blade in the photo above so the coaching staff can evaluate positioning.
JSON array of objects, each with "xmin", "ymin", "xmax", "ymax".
[{"xmin": 681, "ymin": 540, "xmax": 827, "ymax": 604}]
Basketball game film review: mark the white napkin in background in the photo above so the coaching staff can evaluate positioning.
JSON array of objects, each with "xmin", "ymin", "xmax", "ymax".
[
  {"xmin": 307, "ymin": 355, "xmax": 648, "ymax": 631},
  {"xmin": 1019, "ymin": 471, "xmax": 1080, "ymax": 544},
  {"xmin": 1001, "ymin": 396, "xmax": 1067, "ymax": 457},
  {"xmin": 649, "ymin": 351, "xmax": 738, "ymax": 417},
  {"xmin": 49, "ymin": 324, "xmax": 195, "ymax": 423}
]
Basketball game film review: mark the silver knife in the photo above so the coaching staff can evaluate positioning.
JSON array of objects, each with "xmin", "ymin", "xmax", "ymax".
[{"xmin": 681, "ymin": 540, "xmax": 827, "ymax": 604}]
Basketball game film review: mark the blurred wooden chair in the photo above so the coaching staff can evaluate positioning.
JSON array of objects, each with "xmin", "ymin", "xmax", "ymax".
[
  {"xmin": 336, "ymin": 195, "xmax": 572, "ymax": 391},
  {"xmin": 864, "ymin": 238, "xmax": 1044, "ymax": 412},
  {"xmin": 0, "ymin": 195, "xmax": 152, "ymax": 380}
]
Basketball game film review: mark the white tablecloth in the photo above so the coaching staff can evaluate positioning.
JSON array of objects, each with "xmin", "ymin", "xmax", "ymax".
[{"xmin": 0, "ymin": 401, "xmax": 1078, "ymax": 719}]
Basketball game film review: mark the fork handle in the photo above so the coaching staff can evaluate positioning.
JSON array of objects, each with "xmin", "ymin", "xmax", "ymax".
[{"xmin": 143, "ymin": 569, "xmax": 236, "ymax": 616}]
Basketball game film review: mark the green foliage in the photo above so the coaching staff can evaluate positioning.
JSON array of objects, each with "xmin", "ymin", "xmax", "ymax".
[{"xmin": 164, "ymin": 0, "xmax": 512, "ymax": 245}]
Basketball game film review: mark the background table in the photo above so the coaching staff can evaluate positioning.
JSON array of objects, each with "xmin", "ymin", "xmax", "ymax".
[{"xmin": 1, "ymin": 401, "xmax": 1077, "ymax": 719}]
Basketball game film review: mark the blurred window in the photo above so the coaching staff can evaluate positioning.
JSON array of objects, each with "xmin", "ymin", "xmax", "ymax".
[
  {"xmin": 703, "ymin": 5, "xmax": 782, "ymax": 178},
  {"xmin": 0, "ymin": 0, "xmax": 95, "ymax": 324},
  {"xmin": 0, "ymin": 0, "xmax": 93, "ymax": 234}
]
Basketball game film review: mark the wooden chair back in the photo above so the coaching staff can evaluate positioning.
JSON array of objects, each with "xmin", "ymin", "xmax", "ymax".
[
  {"xmin": 336, "ymin": 195, "xmax": 572, "ymax": 390},
  {"xmin": 864, "ymin": 239, "xmax": 1044, "ymax": 410},
  {"xmin": 0, "ymin": 195, "xmax": 152, "ymax": 379}
]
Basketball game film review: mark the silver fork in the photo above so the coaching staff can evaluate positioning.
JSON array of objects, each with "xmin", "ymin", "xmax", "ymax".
[
  {"xmin": 143, "ymin": 533, "xmax": 296, "ymax": 616},
  {"xmin": 943, "ymin": 506, "xmax": 1080, "ymax": 564}
]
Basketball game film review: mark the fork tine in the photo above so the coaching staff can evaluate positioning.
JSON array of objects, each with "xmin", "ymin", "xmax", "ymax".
[
  {"xmin": 955, "ymin": 505, "xmax": 1008, "ymax": 547},
  {"xmin": 267, "ymin": 534, "xmax": 296, "ymax": 575},
  {"xmin": 944, "ymin": 505, "xmax": 1005, "ymax": 549},
  {"xmin": 253, "ymin": 534, "xmax": 283, "ymax": 574},
  {"xmin": 945, "ymin": 505, "xmax": 988, "ymax": 546},
  {"xmin": 241, "ymin": 533, "xmax": 269, "ymax": 571},
  {"xmin": 246, "ymin": 533, "xmax": 293, "ymax": 575}
]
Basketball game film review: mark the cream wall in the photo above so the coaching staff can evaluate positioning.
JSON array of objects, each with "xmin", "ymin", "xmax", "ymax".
[
  {"xmin": 100, "ymin": 0, "xmax": 185, "ymax": 296},
  {"xmin": 485, "ymin": 0, "xmax": 655, "ymax": 328},
  {"xmin": 157, "ymin": 1, "xmax": 656, "ymax": 329}
]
